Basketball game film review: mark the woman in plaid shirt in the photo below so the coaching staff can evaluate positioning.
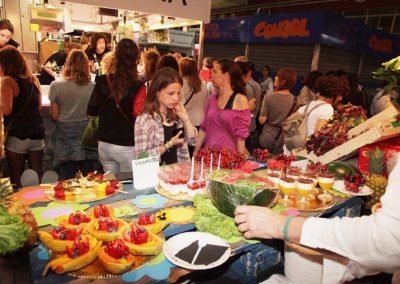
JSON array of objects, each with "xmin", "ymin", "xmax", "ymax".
[{"xmin": 134, "ymin": 68, "xmax": 197, "ymax": 164}]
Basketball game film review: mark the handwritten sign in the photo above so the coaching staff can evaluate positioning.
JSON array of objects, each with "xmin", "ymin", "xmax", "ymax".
[{"xmin": 132, "ymin": 156, "xmax": 160, "ymax": 190}]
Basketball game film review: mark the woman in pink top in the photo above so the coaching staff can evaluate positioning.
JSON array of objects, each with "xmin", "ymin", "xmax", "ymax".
[{"xmin": 194, "ymin": 59, "xmax": 250, "ymax": 155}]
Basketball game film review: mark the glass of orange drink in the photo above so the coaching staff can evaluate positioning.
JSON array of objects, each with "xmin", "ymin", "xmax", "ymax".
[
  {"xmin": 278, "ymin": 177, "xmax": 296, "ymax": 206},
  {"xmin": 318, "ymin": 172, "xmax": 335, "ymax": 191},
  {"xmin": 296, "ymin": 178, "xmax": 314, "ymax": 208}
]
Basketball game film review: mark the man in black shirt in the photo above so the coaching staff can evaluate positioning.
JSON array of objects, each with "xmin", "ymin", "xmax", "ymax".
[{"xmin": 39, "ymin": 41, "xmax": 81, "ymax": 85}]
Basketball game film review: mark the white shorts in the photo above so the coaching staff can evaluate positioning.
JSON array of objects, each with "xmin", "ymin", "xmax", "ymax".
[{"xmin": 6, "ymin": 136, "xmax": 45, "ymax": 154}]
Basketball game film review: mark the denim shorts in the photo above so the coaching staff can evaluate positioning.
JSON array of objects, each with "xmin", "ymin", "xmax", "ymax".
[{"xmin": 6, "ymin": 136, "xmax": 45, "ymax": 154}]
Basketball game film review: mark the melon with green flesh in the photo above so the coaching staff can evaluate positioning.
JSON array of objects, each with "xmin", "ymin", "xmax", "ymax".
[
  {"xmin": 209, "ymin": 170, "xmax": 277, "ymax": 217},
  {"xmin": 326, "ymin": 162, "xmax": 361, "ymax": 179}
]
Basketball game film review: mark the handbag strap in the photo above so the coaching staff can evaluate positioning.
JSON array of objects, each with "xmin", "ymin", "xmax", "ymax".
[
  {"xmin": 106, "ymin": 74, "xmax": 135, "ymax": 129},
  {"xmin": 8, "ymin": 82, "xmax": 35, "ymax": 128},
  {"xmin": 184, "ymin": 89, "xmax": 196, "ymax": 106}
]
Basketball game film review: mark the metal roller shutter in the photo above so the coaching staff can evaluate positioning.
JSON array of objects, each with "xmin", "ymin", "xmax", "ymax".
[
  {"xmin": 203, "ymin": 43, "xmax": 246, "ymax": 61},
  {"xmin": 318, "ymin": 45, "xmax": 361, "ymax": 75},
  {"xmin": 359, "ymin": 55, "xmax": 383, "ymax": 87},
  {"xmin": 248, "ymin": 44, "xmax": 315, "ymax": 77}
]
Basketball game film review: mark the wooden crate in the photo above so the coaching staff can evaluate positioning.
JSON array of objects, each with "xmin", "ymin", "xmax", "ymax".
[{"xmin": 294, "ymin": 102, "xmax": 400, "ymax": 164}]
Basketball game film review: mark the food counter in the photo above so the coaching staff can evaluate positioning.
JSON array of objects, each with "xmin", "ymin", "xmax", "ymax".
[{"xmin": 23, "ymin": 179, "xmax": 362, "ymax": 284}]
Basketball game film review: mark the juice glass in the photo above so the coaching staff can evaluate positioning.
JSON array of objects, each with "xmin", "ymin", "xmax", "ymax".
[
  {"xmin": 302, "ymin": 172, "xmax": 318, "ymax": 188},
  {"xmin": 296, "ymin": 178, "xmax": 314, "ymax": 208},
  {"xmin": 268, "ymin": 172, "xmax": 281, "ymax": 186},
  {"xmin": 278, "ymin": 177, "xmax": 296, "ymax": 206},
  {"xmin": 318, "ymin": 172, "xmax": 335, "ymax": 191}
]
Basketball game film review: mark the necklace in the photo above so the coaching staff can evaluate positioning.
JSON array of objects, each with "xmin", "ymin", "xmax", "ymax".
[{"xmin": 160, "ymin": 111, "xmax": 172, "ymax": 123}]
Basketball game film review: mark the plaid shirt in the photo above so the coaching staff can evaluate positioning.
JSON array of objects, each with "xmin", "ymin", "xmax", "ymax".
[{"xmin": 134, "ymin": 112, "xmax": 197, "ymax": 163}]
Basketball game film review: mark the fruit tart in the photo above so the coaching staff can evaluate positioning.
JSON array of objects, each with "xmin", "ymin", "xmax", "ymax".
[
  {"xmin": 57, "ymin": 210, "xmax": 91, "ymax": 232},
  {"xmin": 88, "ymin": 203, "xmax": 114, "ymax": 219},
  {"xmin": 43, "ymin": 236, "xmax": 101, "ymax": 276},
  {"xmin": 38, "ymin": 224, "xmax": 84, "ymax": 253},
  {"xmin": 87, "ymin": 217, "xmax": 129, "ymax": 242},
  {"xmin": 131, "ymin": 211, "xmax": 169, "ymax": 235},
  {"xmin": 98, "ymin": 238, "xmax": 135, "ymax": 274},
  {"xmin": 123, "ymin": 224, "xmax": 163, "ymax": 256}
]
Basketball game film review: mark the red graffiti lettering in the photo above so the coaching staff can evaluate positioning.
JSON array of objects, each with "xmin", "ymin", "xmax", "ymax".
[{"xmin": 254, "ymin": 18, "xmax": 310, "ymax": 39}]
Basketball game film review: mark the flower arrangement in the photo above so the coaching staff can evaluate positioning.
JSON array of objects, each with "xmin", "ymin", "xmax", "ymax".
[{"xmin": 373, "ymin": 56, "xmax": 400, "ymax": 94}]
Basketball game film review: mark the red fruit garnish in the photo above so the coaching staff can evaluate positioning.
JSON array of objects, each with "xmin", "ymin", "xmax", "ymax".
[
  {"xmin": 138, "ymin": 213, "xmax": 156, "ymax": 225},
  {"xmin": 93, "ymin": 203, "xmax": 110, "ymax": 218},
  {"xmin": 66, "ymin": 237, "xmax": 90, "ymax": 258},
  {"xmin": 105, "ymin": 184, "xmax": 117, "ymax": 194},
  {"xmin": 127, "ymin": 224, "xmax": 148, "ymax": 244},
  {"xmin": 51, "ymin": 225, "xmax": 83, "ymax": 240},
  {"xmin": 109, "ymin": 180, "xmax": 119, "ymax": 187},
  {"xmin": 54, "ymin": 182, "xmax": 66, "ymax": 197},
  {"xmin": 86, "ymin": 172, "xmax": 95, "ymax": 180},
  {"xmin": 104, "ymin": 239, "xmax": 129, "ymax": 259},
  {"xmin": 68, "ymin": 210, "xmax": 91, "ymax": 225},
  {"xmin": 95, "ymin": 174, "xmax": 104, "ymax": 182},
  {"xmin": 98, "ymin": 217, "xmax": 118, "ymax": 232}
]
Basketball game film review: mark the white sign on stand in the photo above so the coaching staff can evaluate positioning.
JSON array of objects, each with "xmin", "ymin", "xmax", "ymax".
[{"xmin": 132, "ymin": 156, "xmax": 160, "ymax": 190}]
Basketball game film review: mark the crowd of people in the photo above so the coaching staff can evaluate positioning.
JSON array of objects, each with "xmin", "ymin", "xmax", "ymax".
[
  {"xmin": 1, "ymin": 18, "xmax": 400, "ymax": 283},
  {"xmin": 1, "ymin": 24, "xmax": 397, "ymax": 184}
]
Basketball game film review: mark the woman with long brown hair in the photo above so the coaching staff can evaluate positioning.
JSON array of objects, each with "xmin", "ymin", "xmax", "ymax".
[
  {"xmin": 193, "ymin": 59, "xmax": 250, "ymax": 155},
  {"xmin": 87, "ymin": 38, "xmax": 146, "ymax": 173},
  {"xmin": 179, "ymin": 57, "xmax": 209, "ymax": 127},
  {"xmin": 258, "ymin": 67, "xmax": 297, "ymax": 154},
  {"xmin": 134, "ymin": 67, "xmax": 197, "ymax": 165},
  {"xmin": 179, "ymin": 57, "xmax": 208, "ymax": 156},
  {"xmin": 49, "ymin": 50, "xmax": 98, "ymax": 179},
  {"xmin": 0, "ymin": 46, "xmax": 44, "ymax": 188}
]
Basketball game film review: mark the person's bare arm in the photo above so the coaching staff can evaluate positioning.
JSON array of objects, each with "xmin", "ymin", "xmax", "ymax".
[
  {"xmin": 50, "ymin": 102, "xmax": 60, "ymax": 121},
  {"xmin": 1, "ymin": 77, "xmax": 19, "ymax": 116},
  {"xmin": 314, "ymin": 118, "xmax": 328, "ymax": 133}
]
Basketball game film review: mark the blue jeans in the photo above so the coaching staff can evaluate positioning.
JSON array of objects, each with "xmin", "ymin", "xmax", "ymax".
[{"xmin": 98, "ymin": 141, "xmax": 134, "ymax": 173}]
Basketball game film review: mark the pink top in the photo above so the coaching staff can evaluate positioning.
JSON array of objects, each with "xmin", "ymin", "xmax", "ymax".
[{"xmin": 200, "ymin": 94, "xmax": 250, "ymax": 151}]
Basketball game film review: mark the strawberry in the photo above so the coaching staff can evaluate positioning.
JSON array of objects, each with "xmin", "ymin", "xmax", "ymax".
[{"xmin": 105, "ymin": 239, "xmax": 129, "ymax": 259}]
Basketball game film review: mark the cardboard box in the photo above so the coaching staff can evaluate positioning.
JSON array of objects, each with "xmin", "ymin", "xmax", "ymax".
[
  {"xmin": 294, "ymin": 102, "xmax": 400, "ymax": 164},
  {"xmin": 358, "ymin": 136, "xmax": 400, "ymax": 177},
  {"xmin": 38, "ymin": 41, "xmax": 59, "ymax": 65}
]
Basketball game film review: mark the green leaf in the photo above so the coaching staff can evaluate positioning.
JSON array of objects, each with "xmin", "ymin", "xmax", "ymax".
[{"xmin": 137, "ymin": 152, "xmax": 149, "ymax": 159}]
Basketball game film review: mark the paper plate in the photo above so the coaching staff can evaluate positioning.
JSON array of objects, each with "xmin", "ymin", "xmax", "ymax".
[
  {"xmin": 163, "ymin": 232, "xmax": 231, "ymax": 270},
  {"xmin": 332, "ymin": 180, "xmax": 373, "ymax": 196}
]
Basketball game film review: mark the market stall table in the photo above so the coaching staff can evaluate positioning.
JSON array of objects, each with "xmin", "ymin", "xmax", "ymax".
[{"xmin": 24, "ymin": 182, "xmax": 362, "ymax": 284}]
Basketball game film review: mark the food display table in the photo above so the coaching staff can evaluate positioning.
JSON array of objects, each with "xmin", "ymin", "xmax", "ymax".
[{"xmin": 23, "ymin": 180, "xmax": 363, "ymax": 284}]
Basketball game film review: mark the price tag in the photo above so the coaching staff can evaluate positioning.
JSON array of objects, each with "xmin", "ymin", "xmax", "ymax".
[
  {"xmin": 132, "ymin": 156, "xmax": 160, "ymax": 190},
  {"xmin": 290, "ymin": 159, "xmax": 309, "ymax": 173}
]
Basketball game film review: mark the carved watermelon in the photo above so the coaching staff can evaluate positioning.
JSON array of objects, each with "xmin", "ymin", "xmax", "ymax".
[{"xmin": 208, "ymin": 170, "xmax": 278, "ymax": 217}]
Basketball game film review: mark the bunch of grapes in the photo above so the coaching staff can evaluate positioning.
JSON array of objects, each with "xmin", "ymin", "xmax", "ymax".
[
  {"xmin": 195, "ymin": 147, "xmax": 246, "ymax": 169},
  {"xmin": 253, "ymin": 148, "xmax": 270, "ymax": 163},
  {"xmin": 344, "ymin": 173, "xmax": 366, "ymax": 193},
  {"xmin": 306, "ymin": 122, "xmax": 349, "ymax": 156}
]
